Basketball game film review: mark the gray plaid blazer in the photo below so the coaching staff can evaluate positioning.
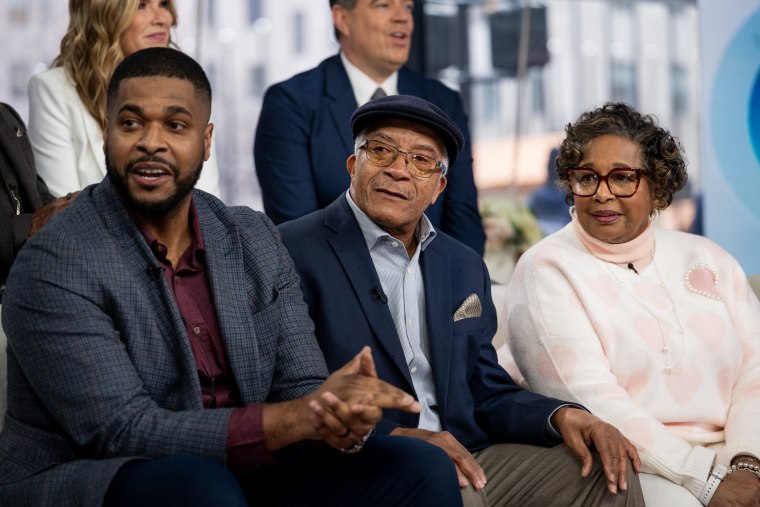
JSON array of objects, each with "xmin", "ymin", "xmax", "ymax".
[{"xmin": 0, "ymin": 178, "xmax": 328, "ymax": 506}]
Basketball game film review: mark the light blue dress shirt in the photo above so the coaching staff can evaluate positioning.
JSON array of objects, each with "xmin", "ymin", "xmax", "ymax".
[{"xmin": 346, "ymin": 192, "xmax": 441, "ymax": 431}]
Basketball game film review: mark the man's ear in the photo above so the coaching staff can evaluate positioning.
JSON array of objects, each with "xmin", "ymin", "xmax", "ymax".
[
  {"xmin": 203, "ymin": 123, "xmax": 214, "ymax": 161},
  {"xmin": 429, "ymin": 174, "xmax": 447, "ymax": 205},
  {"xmin": 346, "ymin": 153, "xmax": 357, "ymax": 178},
  {"xmin": 332, "ymin": 4, "xmax": 350, "ymax": 39},
  {"xmin": 347, "ymin": 154, "xmax": 359, "ymax": 201}
]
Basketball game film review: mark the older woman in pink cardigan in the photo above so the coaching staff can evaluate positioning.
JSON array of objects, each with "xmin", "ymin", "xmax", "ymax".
[{"xmin": 500, "ymin": 102, "xmax": 760, "ymax": 507}]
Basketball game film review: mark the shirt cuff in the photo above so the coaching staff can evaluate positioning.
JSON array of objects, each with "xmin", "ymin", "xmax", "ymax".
[
  {"xmin": 544, "ymin": 403, "xmax": 587, "ymax": 440},
  {"xmin": 226, "ymin": 403, "xmax": 274, "ymax": 469}
]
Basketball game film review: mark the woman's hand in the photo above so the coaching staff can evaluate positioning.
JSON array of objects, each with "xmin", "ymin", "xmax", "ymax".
[{"xmin": 709, "ymin": 471, "xmax": 760, "ymax": 507}]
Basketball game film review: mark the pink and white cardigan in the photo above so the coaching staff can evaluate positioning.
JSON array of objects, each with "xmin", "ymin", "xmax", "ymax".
[{"xmin": 501, "ymin": 219, "xmax": 760, "ymax": 499}]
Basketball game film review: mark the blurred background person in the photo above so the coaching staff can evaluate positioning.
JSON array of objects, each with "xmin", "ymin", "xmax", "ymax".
[
  {"xmin": 27, "ymin": 0, "xmax": 221, "ymax": 198},
  {"xmin": 254, "ymin": 0, "xmax": 485, "ymax": 255},
  {"xmin": 527, "ymin": 147, "xmax": 570, "ymax": 237},
  {"xmin": 1, "ymin": 101, "xmax": 76, "ymax": 431},
  {"xmin": 500, "ymin": 102, "xmax": 760, "ymax": 507}
]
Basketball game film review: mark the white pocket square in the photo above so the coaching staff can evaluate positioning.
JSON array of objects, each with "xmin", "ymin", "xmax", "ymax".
[{"xmin": 453, "ymin": 293, "xmax": 482, "ymax": 321}]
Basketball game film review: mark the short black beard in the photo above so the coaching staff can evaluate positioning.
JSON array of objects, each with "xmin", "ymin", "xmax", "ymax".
[{"xmin": 106, "ymin": 154, "xmax": 203, "ymax": 217}]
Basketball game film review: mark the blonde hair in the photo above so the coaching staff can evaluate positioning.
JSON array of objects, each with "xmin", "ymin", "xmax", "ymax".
[{"xmin": 53, "ymin": 0, "xmax": 178, "ymax": 128}]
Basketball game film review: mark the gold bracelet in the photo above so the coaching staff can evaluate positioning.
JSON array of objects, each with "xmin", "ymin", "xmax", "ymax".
[{"xmin": 728, "ymin": 461, "xmax": 760, "ymax": 481}]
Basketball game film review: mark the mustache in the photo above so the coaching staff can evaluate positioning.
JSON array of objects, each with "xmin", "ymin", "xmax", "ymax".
[
  {"xmin": 371, "ymin": 178, "xmax": 412, "ymax": 200},
  {"xmin": 125, "ymin": 155, "xmax": 178, "ymax": 175}
]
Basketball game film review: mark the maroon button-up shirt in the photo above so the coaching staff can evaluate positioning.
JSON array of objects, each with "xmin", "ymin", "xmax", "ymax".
[{"xmin": 138, "ymin": 203, "xmax": 271, "ymax": 467}]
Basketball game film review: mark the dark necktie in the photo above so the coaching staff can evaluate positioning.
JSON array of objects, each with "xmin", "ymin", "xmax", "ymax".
[{"xmin": 370, "ymin": 87, "xmax": 387, "ymax": 100}]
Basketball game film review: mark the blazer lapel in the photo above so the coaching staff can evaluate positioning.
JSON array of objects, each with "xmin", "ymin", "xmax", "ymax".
[
  {"xmin": 198, "ymin": 201, "xmax": 265, "ymax": 404},
  {"xmin": 324, "ymin": 55, "xmax": 358, "ymax": 156},
  {"xmin": 92, "ymin": 180, "xmax": 202, "ymax": 407},
  {"xmin": 420, "ymin": 241, "xmax": 453, "ymax": 418},
  {"xmin": 325, "ymin": 199, "xmax": 414, "ymax": 387}
]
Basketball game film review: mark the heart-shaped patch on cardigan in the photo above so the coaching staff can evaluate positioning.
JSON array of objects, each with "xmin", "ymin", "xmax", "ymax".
[{"xmin": 684, "ymin": 264, "xmax": 724, "ymax": 301}]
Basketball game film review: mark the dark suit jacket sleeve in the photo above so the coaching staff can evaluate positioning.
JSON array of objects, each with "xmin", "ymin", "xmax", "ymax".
[
  {"xmin": 438, "ymin": 92, "xmax": 485, "ymax": 256},
  {"xmin": 254, "ymin": 84, "xmax": 320, "ymax": 224},
  {"xmin": 0, "ymin": 213, "xmax": 30, "ymax": 279},
  {"xmin": 1, "ymin": 179, "xmax": 55, "ymax": 283},
  {"xmin": 1, "ymin": 102, "xmax": 53, "ymax": 281},
  {"xmin": 446, "ymin": 253, "xmax": 564, "ymax": 446},
  {"xmin": 3, "ymin": 225, "xmax": 233, "ymax": 463},
  {"xmin": 3, "ymin": 175, "xmax": 55, "ymax": 271}
]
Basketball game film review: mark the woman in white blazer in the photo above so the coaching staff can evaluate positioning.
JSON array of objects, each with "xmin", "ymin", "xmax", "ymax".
[{"xmin": 28, "ymin": 0, "xmax": 221, "ymax": 198}]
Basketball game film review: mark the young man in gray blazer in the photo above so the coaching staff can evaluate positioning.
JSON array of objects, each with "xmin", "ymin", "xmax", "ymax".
[{"xmin": 0, "ymin": 48, "xmax": 461, "ymax": 507}]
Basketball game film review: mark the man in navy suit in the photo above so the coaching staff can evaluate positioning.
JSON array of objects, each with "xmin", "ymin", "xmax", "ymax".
[
  {"xmin": 0, "ymin": 48, "xmax": 461, "ymax": 507},
  {"xmin": 255, "ymin": 0, "xmax": 485, "ymax": 255},
  {"xmin": 279, "ymin": 95, "xmax": 646, "ymax": 507}
]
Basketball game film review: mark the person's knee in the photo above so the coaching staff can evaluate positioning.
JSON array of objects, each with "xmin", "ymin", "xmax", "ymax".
[
  {"xmin": 622, "ymin": 462, "xmax": 645, "ymax": 507},
  {"xmin": 383, "ymin": 436, "xmax": 458, "ymax": 484},
  {"xmin": 386, "ymin": 435, "xmax": 463, "ymax": 504},
  {"xmin": 105, "ymin": 456, "xmax": 248, "ymax": 507},
  {"xmin": 167, "ymin": 456, "xmax": 247, "ymax": 504},
  {"xmin": 418, "ymin": 440, "xmax": 459, "ymax": 485}
]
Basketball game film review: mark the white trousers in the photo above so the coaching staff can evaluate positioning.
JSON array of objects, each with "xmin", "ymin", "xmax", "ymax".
[{"xmin": 639, "ymin": 473, "xmax": 701, "ymax": 507}]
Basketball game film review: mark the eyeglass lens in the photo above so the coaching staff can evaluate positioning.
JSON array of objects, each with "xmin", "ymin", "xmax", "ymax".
[
  {"xmin": 569, "ymin": 168, "xmax": 642, "ymax": 197},
  {"xmin": 362, "ymin": 140, "xmax": 441, "ymax": 178}
]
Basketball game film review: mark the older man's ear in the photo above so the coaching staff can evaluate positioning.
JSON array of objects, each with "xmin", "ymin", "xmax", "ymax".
[
  {"xmin": 429, "ymin": 174, "xmax": 447, "ymax": 206},
  {"xmin": 346, "ymin": 153, "xmax": 357, "ymax": 178}
]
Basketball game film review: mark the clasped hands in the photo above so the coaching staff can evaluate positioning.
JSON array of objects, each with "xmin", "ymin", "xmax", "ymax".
[{"xmin": 307, "ymin": 346, "xmax": 420, "ymax": 451}]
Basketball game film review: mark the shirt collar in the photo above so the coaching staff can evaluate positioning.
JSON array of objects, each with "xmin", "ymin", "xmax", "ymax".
[
  {"xmin": 341, "ymin": 51, "xmax": 398, "ymax": 106},
  {"xmin": 345, "ymin": 190, "xmax": 436, "ymax": 253},
  {"xmin": 137, "ymin": 200, "xmax": 206, "ymax": 268}
]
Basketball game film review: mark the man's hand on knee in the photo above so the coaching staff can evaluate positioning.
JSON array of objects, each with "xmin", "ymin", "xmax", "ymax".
[
  {"xmin": 390, "ymin": 427, "xmax": 486, "ymax": 490},
  {"xmin": 551, "ymin": 407, "xmax": 641, "ymax": 495}
]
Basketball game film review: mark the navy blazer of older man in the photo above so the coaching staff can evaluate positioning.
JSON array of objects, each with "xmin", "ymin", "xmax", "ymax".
[
  {"xmin": 255, "ymin": 54, "xmax": 485, "ymax": 255},
  {"xmin": 279, "ymin": 196, "xmax": 565, "ymax": 451}
]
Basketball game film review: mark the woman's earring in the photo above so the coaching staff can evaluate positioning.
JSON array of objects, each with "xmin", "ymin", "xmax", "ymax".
[
  {"xmin": 649, "ymin": 208, "xmax": 660, "ymax": 222},
  {"xmin": 568, "ymin": 205, "xmax": 576, "ymax": 218}
]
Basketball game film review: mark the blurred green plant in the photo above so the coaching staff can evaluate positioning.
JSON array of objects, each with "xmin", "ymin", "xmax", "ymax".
[{"xmin": 480, "ymin": 197, "xmax": 543, "ymax": 255}]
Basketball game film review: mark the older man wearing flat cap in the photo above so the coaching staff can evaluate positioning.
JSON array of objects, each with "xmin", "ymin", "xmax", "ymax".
[{"xmin": 279, "ymin": 95, "xmax": 645, "ymax": 507}]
